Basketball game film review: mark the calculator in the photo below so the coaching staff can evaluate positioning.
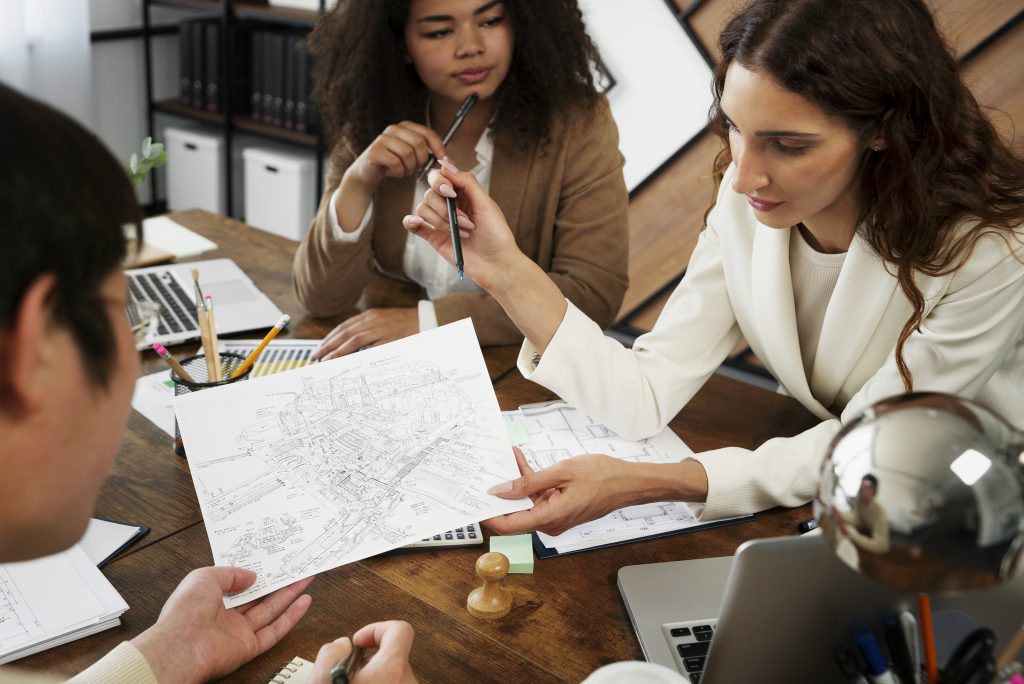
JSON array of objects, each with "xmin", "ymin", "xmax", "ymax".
[{"xmin": 399, "ymin": 523, "xmax": 483, "ymax": 551}]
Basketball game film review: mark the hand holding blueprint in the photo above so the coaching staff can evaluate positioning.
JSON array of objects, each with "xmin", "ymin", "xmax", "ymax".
[
  {"xmin": 174, "ymin": 319, "xmax": 531, "ymax": 606},
  {"xmin": 503, "ymin": 402, "xmax": 751, "ymax": 555}
]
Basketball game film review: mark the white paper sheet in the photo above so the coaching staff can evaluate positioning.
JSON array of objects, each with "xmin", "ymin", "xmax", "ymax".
[
  {"xmin": 503, "ymin": 402, "xmax": 741, "ymax": 554},
  {"xmin": 174, "ymin": 319, "xmax": 531, "ymax": 606},
  {"xmin": 0, "ymin": 545, "xmax": 128, "ymax": 664},
  {"xmin": 141, "ymin": 215, "xmax": 218, "ymax": 258},
  {"xmin": 132, "ymin": 369, "xmax": 176, "ymax": 437}
]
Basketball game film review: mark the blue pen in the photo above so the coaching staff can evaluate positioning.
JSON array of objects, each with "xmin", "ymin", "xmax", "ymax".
[{"xmin": 854, "ymin": 626, "xmax": 897, "ymax": 684}]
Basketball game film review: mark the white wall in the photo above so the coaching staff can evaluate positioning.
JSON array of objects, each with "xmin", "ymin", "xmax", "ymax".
[{"xmin": 88, "ymin": 0, "xmax": 203, "ymax": 205}]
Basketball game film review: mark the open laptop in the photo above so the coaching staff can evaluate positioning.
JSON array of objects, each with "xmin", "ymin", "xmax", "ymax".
[
  {"xmin": 619, "ymin": 535, "xmax": 1024, "ymax": 682},
  {"xmin": 126, "ymin": 258, "xmax": 285, "ymax": 350}
]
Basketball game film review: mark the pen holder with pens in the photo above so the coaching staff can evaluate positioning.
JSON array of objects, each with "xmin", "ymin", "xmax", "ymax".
[{"xmin": 170, "ymin": 352, "xmax": 252, "ymax": 457}]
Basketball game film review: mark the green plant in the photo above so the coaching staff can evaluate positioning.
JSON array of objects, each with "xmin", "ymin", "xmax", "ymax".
[{"xmin": 127, "ymin": 136, "xmax": 168, "ymax": 187}]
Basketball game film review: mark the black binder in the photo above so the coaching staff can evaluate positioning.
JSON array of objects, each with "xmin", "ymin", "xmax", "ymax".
[
  {"xmin": 261, "ymin": 31, "xmax": 276, "ymax": 124},
  {"xmin": 295, "ymin": 48, "xmax": 310, "ymax": 132},
  {"xmin": 178, "ymin": 20, "xmax": 191, "ymax": 104},
  {"xmin": 250, "ymin": 31, "xmax": 265, "ymax": 121},
  {"xmin": 270, "ymin": 32, "xmax": 285, "ymax": 127},
  {"xmin": 205, "ymin": 23, "xmax": 220, "ymax": 112},
  {"xmin": 283, "ymin": 33, "xmax": 298, "ymax": 130},
  {"xmin": 190, "ymin": 21, "xmax": 205, "ymax": 109}
]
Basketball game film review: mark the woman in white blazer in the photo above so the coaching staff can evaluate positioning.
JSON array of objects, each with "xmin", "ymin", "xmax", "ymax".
[{"xmin": 403, "ymin": 0, "xmax": 1024, "ymax": 534}]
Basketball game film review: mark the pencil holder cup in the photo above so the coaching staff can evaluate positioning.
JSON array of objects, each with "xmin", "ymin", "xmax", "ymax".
[{"xmin": 170, "ymin": 352, "xmax": 252, "ymax": 457}]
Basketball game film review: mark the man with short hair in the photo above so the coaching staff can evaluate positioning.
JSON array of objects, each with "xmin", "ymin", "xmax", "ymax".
[{"xmin": 0, "ymin": 84, "xmax": 415, "ymax": 683}]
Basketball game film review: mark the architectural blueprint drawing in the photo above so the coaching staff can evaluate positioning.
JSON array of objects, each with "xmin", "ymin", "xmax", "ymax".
[
  {"xmin": 503, "ymin": 402, "xmax": 748, "ymax": 554},
  {"xmin": 175, "ymin": 319, "xmax": 530, "ymax": 606}
]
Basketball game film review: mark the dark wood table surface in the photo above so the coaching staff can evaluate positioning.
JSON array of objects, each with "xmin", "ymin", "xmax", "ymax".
[{"xmin": 17, "ymin": 210, "xmax": 818, "ymax": 682}]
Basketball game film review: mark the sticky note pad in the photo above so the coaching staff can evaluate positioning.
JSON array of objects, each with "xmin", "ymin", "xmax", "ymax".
[
  {"xmin": 504, "ymin": 419, "xmax": 530, "ymax": 446},
  {"xmin": 490, "ymin": 534, "xmax": 534, "ymax": 574}
]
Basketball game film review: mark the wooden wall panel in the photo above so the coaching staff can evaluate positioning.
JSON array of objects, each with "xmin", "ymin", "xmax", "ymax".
[{"xmin": 962, "ymin": 18, "xmax": 1024, "ymax": 153}]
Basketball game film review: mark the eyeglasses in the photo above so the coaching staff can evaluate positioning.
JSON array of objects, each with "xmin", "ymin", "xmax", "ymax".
[{"xmin": 125, "ymin": 299, "xmax": 162, "ymax": 346}]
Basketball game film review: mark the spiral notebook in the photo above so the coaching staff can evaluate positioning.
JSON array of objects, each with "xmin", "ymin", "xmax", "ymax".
[{"xmin": 267, "ymin": 656, "xmax": 313, "ymax": 683}]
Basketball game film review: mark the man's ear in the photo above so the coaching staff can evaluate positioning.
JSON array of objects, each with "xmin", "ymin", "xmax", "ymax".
[{"xmin": 0, "ymin": 274, "xmax": 59, "ymax": 416}]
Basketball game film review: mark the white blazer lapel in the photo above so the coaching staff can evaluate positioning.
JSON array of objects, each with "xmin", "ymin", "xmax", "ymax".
[
  {"xmin": 750, "ymin": 225, "xmax": 828, "ymax": 415},
  {"xmin": 810, "ymin": 230, "xmax": 900, "ymax": 408}
]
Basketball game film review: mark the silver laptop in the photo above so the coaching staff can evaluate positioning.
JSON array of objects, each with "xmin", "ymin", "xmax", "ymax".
[
  {"xmin": 619, "ymin": 535, "xmax": 1024, "ymax": 682},
  {"xmin": 125, "ymin": 258, "xmax": 285, "ymax": 349}
]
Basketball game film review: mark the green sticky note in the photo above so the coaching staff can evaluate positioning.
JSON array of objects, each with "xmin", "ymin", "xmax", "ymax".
[
  {"xmin": 490, "ymin": 534, "xmax": 534, "ymax": 574},
  {"xmin": 505, "ymin": 419, "xmax": 530, "ymax": 446}
]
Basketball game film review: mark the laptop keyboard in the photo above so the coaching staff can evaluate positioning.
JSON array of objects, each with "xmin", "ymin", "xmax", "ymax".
[
  {"xmin": 663, "ymin": 619, "xmax": 718, "ymax": 683},
  {"xmin": 128, "ymin": 271, "xmax": 199, "ymax": 337}
]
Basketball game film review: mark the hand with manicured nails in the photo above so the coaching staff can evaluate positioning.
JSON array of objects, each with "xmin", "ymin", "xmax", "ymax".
[
  {"xmin": 311, "ymin": 621, "xmax": 419, "ymax": 683},
  {"xmin": 482, "ymin": 447, "xmax": 639, "ymax": 536},
  {"xmin": 402, "ymin": 159, "xmax": 527, "ymax": 296}
]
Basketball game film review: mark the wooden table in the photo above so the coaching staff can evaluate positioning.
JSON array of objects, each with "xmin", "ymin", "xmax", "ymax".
[{"xmin": 17, "ymin": 210, "xmax": 818, "ymax": 682}]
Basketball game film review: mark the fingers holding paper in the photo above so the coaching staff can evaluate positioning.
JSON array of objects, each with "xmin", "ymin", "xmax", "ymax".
[
  {"xmin": 130, "ymin": 566, "xmax": 313, "ymax": 682},
  {"xmin": 483, "ymin": 452, "xmax": 636, "ymax": 537}
]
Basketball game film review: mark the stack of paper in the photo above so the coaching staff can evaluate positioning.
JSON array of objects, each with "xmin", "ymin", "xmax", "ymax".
[
  {"xmin": 0, "ymin": 545, "xmax": 128, "ymax": 664},
  {"xmin": 503, "ymin": 402, "xmax": 751, "ymax": 555}
]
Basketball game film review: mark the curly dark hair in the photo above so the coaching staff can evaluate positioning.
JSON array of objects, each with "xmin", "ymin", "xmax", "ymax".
[
  {"xmin": 307, "ymin": 0, "xmax": 601, "ymax": 152},
  {"xmin": 706, "ymin": 0, "xmax": 1024, "ymax": 391}
]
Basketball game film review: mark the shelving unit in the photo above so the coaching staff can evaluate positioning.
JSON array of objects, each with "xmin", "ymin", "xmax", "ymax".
[{"xmin": 141, "ymin": 0, "xmax": 326, "ymax": 215}]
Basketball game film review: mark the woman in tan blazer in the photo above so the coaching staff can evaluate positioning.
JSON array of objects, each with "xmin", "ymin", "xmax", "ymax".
[{"xmin": 293, "ymin": 0, "xmax": 629, "ymax": 358}]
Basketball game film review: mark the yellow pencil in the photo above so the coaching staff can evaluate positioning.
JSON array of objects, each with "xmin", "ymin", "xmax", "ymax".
[{"xmin": 232, "ymin": 314, "xmax": 290, "ymax": 379}]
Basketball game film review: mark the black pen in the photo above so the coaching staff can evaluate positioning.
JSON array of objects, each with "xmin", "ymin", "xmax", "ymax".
[
  {"xmin": 446, "ymin": 195, "xmax": 464, "ymax": 279},
  {"xmin": 416, "ymin": 93, "xmax": 479, "ymax": 185},
  {"xmin": 330, "ymin": 644, "xmax": 365, "ymax": 684}
]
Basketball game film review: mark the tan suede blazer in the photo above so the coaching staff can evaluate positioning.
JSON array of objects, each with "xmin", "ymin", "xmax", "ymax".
[{"xmin": 292, "ymin": 97, "xmax": 629, "ymax": 345}]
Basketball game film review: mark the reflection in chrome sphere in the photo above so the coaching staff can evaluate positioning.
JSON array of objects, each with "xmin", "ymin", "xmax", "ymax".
[{"xmin": 816, "ymin": 393, "xmax": 1024, "ymax": 594}]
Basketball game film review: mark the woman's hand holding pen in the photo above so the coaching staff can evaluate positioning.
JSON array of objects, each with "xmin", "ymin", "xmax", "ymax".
[
  {"xmin": 403, "ymin": 159, "xmax": 571, "ymax": 355},
  {"xmin": 335, "ymin": 122, "xmax": 446, "ymax": 232},
  {"xmin": 348, "ymin": 122, "xmax": 447, "ymax": 187},
  {"xmin": 311, "ymin": 621, "xmax": 418, "ymax": 684},
  {"xmin": 403, "ymin": 158, "xmax": 521, "ymax": 293}
]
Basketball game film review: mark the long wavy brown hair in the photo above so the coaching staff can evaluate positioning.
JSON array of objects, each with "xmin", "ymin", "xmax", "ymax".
[
  {"xmin": 705, "ymin": 0, "xmax": 1024, "ymax": 390},
  {"xmin": 307, "ymin": 0, "xmax": 601, "ymax": 153}
]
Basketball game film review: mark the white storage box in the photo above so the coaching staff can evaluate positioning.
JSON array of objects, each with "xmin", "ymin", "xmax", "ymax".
[
  {"xmin": 165, "ymin": 126, "xmax": 226, "ymax": 214},
  {"xmin": 243, "ymin": 145, "xmax": 317, "ymax": 241}
]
